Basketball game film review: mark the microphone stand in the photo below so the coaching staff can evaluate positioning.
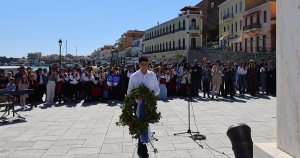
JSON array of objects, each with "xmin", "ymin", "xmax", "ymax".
[{"xmin": 174, "ymin": 72, "xmax": 205, "ymax": 140}]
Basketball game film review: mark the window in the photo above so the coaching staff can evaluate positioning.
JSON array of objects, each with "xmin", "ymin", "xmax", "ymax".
[
  {"xmin": 263, "ymin": 35, "xmax": 267, "ymax": 50},
  {"xmin": 228, "ymin": 25, "xmax": 229, "ymax": 31},
  {"xmin": 231, "ymin": 6, "xmax": 233, "ymax": 14},
  {"xmin": 240, "ymin": 20, "xmax": 242, "ymax": 30},
  {"xmin": 235, "ymin": 22, "xmax": 237, "ymax": 31},
  {"xmin": 240, "ymin": 1, "xmax": 242, "ymax": 12},
  {"xmin": 245, "ymin": 17, "xmax": 247, "ymax": 26},
  {"xmin": 257, "ymin": 13, "xmax": 260, "ymax": 24},
  {"xmin": 236, "ymin": 4, "xmax": 237, "ymax": 13},
  {"xmin": 224, "ymin": 27, "xmax": 226, "ymax": 32},
  {"xmin": 245, "ymin": 39, "xmax": 248, "ymax": 51},
  {"xmin": 264, "ymin": 10, "xmax": 267, "ymax": 23},
  {"xmin": 221, "ymin": 12, "xmax": 223, "ymax": 21},
  {"xmin": 231, "ymin": 23, "xmax": 233, "ymax": 33}
]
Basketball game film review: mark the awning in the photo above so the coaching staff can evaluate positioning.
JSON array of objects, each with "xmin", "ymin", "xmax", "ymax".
[
  {"xmin": 231, "ymin": 37, "xmax": 242, "ymax": 43},
  {"xmin": 220, "ymin": 36, "xmax": 226, "ymax": 41}
]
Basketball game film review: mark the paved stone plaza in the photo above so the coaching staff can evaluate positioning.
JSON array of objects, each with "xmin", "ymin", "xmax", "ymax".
[{"xmin": 0, "ymin": 95, "xmax": 276, "ymax": 158}]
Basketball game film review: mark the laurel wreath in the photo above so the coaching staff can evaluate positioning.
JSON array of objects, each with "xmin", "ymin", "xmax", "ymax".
[{"xmin": 116, "ymin": 83, "xmax": 161, "ymax": 139}]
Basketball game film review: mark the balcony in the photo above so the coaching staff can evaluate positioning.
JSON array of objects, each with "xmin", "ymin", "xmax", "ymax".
[
  {"xmin": 223, "ymin": 13, "xmax": 233, "ymax": 22},
  {"xmin": 144, "ymin": 28, "xmax": 186, "ymax": 41},
  {"xmin": 218, "ymin": 46, "xmax": 276, "ymax": 53},
  {"xmin": 144, "ymin": 46, "xmax": 186, "ymax": 54},
  {"xmin": 243, "ymin": 23, "xmax": 261, "ymax": 32},
  {"xmin": 189, "ymin": 25, "xmax": 199, "ymax": 30}
]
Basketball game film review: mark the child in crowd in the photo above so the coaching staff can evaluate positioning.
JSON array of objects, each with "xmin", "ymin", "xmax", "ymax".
[
  {"xmin": 18, "ymin": 76, "xmax": 29, "ymax": 108},
  {"xmin": 6, "ymin": 78, "xmax": 16, "ymax": 101},
  {"xmin": 6, "ymin": 78, "xmax": 16, "ymax": 91}
]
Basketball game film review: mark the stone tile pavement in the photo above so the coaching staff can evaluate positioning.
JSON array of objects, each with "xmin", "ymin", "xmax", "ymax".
[{"xmin": 0, "ymin": 94, "xmax": 277, "ymax": 158}]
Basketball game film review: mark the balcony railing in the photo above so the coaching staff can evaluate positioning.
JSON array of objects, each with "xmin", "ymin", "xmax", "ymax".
[
  {"xmin": 214, "ymin": 46, "xmax": 276, "ymax": 53},
  {"xmin": 144, "ymin": 26, "xmax": 200, "ymax": 41},
  {"xmin": 143, "ymin": 46, "xmax": 186, "ymax": 54},
  {"xmin": 189, "ymin": 25, "xmax": 200, "ymax": 30},
  {"xmin": 243, "ymin": 23, "xmax": 261, "ymax": 31},
  {"xmin": 223, "ymin": 13, "xmax": 233, "ymax": 21}
]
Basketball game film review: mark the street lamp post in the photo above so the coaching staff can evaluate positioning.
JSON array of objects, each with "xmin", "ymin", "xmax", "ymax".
[
  {"xmin": 110, "ymin": 47, "xmax": 114, "ymax": 71},
  {"xmin": 58, "ymin": 39, "xmax": 62, "ymax": 68},
  {"xmin": 115, "ymin": 57, "xmax": 118, "ymax": 67}
]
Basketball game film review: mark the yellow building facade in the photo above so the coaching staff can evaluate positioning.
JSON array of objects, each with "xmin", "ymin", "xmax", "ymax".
[
  {"xmin": 218, "ymin": 0, "xmax": 245, "ymax": 51},
  {"xmin": 143, "ymin": 6, "xmax": 203, "ymax": 63}
]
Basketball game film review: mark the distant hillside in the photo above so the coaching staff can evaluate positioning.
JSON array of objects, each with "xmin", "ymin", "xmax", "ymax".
[{"xmin": 0, "ymin": 56, "xmax": 18, "ymax": 63}]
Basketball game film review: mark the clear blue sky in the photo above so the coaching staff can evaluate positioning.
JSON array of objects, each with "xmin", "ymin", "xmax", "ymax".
[{"xmin": 1, "ymin": 0, "xmax": 200, "ymax": 58}]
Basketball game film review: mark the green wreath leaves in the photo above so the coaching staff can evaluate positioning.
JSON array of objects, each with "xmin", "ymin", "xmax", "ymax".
[{"xmin": 116, "ymin": 83, "xmax": 161, "ymax": 139}]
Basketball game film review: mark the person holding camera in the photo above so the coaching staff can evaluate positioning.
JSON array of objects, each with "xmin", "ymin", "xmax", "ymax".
[
  {"xmin": 190, "ymin": 59, "xmax": 202, "ymax": 98},
  {"xmin": 202, "ymin": 62, "xmax": 211, "ymax": 98},
  {"xmin": 223, "ymin": 61, "xmax": 235, "ymax": 99},
  {"xmin": 180, "ymin": 63, "xmax": 191, "ymax": 97}
]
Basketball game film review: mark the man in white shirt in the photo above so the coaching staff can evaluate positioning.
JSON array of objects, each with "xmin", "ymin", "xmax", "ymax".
[{"xmin": 127, "ymin": 56, "xmax": 160, "ymax": 158}]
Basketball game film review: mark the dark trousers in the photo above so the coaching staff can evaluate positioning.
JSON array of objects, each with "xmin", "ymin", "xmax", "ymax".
[
  {"xmin": 203, "ymin": 80, "xmax": 210, "ymax": 96},
  {"xmin": 29, "ymin": 93, "xmax": 36, "ymax": 106},
  {"xmin": 191, "ymin": 79, "xmax": 199, "ymax": 97},
  {"xmin": 59, "ymin": 82, "xmax": 68, "ymax": 102},
  {"xmin": 199, "ymin": 76, "xmax": 202, "ymax": 91},
  {"xmin": 266, "ymin": 78, "xmax": 276, "ymax": 95},
  {"xmin": 70, "ymin": 84, "xmax": 78, "ymax": 102},
  {"xmin": 37, "ymin": 84, "xmax": 46, "ymax": 101},
  {"xmin": 134, "ymin": 103, "xmax": 149, "ymax": 158},
  {"xmin": 225, "ymin": 80, "xmax": 234, "ymax": 98},
  {"xmin": 109, "ymin": 86, "xmax": 118, "ymax": 100},
  {"xmin": 84, "ymin": 82, "xmax": 92, "ymax": 101},
  {"xmin": 220, "ymin": 77, "xmax": 225, "ymax": 96}
]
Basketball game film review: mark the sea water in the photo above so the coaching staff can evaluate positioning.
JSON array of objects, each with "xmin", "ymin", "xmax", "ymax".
[{"xmin": 0, "ymin": 66, "xmax": 50, "ymax": 75}]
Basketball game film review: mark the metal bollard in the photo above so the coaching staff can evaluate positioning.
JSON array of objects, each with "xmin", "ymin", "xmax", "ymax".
[{"xmin": 227, "ymin": 123, "xmax": 253, "ymax": 158}]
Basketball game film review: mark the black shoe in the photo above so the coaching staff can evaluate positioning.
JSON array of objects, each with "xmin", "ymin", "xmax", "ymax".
[
  {"xmin": 230, "ymin": 97, "xmax": 235, "ymax": 99},
  {"xmin": 35, "ymin": 103, "xmax": 37, "ymax": 107},
  {"xmin": 207, "ymin": 95, "xmax": 211, "ymax": 98}
]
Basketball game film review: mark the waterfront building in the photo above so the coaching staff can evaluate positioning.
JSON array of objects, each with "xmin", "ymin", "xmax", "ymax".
[
  {"xmin": 242, "ymin": 0, "xmax": 276, "ymax": 53},
  {"xmin": 143, "ymin": 6, "xmax": 203, "ymax": 64},
  {"xmin": 27, "ymin": 52, "xmax": 42, "ymax": 65},
  {"xmin": 115, "ymin": 30, "xmax": 144, "ymax": 52}
]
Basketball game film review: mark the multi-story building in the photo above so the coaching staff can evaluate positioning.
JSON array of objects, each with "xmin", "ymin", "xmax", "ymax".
[
  {"xmin": 242, "ymin": 0, "xmax": 276, "ymax": 53},
  {"xmin": 143, "ymin": 6, "xmax": 203, "ymax": 63},
  {"xmin": 27, "ymin": 52, "xmax": 42, "ymax": 65},
  {"xmin": 115, "ymin": 30, "xmax": 144, "ymax": 52},
  {"xmin": 218, "ymin": 0, "xmax": 245, "ymax": 51},
  {"xmin": 195, "ymin": 0, "xmax": 226, "ymax": 46}
]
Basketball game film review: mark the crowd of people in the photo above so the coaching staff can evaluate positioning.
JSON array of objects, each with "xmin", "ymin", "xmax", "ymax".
[{"xmin": 0, "ymin": 57, "xmax": 276, "ymax": 108}]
